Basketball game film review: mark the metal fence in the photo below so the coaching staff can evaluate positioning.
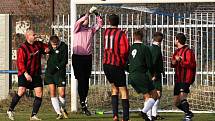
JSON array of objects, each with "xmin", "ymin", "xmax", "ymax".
[{"xmin": 53, "ymin": 12, "xmax": 215, "ymax": 87}]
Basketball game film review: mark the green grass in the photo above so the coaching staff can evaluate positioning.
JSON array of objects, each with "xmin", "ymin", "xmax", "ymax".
[{"xmin": 1, "ymin": 112, "xmax": 215, "ymax": 121}]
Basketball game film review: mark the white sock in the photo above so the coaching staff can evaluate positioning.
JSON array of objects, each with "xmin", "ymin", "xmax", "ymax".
[
  {"xmin": 51, "ymin": 97, "xmax": 61, "ymax": 114},
  {"xmin": 147, "ymin": 108, "xmax": 152, "ymax": 120},
  {"xmin": 152, "ymin": 99, "xmax": 160, "ymax": 117},
  {"xmin": 142, "ymin": 98, "xmax": 155, "ymax": 113},
  {"xmin": 59, "ymin": 96, "xmax": 66, "ymax": 109}
]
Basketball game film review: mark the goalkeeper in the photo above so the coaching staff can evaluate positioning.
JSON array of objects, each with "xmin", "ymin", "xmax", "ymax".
[
  {"xmin": 171, "ymin": 33, "xmax": 196, "ymax": 121},
  {"xmin": 72, "ymin": 6, "xmax": 103, "ymax": 116},
  {"xmin": 44, "ymin": 35, "xmax": 69, "ymax": 119}
]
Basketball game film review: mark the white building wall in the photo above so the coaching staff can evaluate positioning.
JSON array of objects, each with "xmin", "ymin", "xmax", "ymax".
[{"xmin": 0, "ymin": 14, "xmax": 9, "ymax": 99}]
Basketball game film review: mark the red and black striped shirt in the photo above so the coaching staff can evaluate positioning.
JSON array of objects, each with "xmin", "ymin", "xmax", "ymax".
[
  {"xmin": 17, "ymin": 41, "xmax": 48, "ymax": 76},
  {"xmin": 171, "ymin": 45, "xmax": 196, "ymax": 84},
  {"xmin": 103, "ymin": 28, "xmax": 129, "ymax": 67}
]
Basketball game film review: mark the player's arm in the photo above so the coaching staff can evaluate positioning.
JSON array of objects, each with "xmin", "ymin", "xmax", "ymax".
[
  {"xmin": 151, "ymin": 47, "xmax": 160, "ymax": 78},
  {"xmin": 171, "ymin": 51, "xmax": 178, "ymax": 68},
  {"xmin": 17, "ymin": 48, "xmax": 32, "ymax": 81},
  {"xmin": 74, "ymin": 13, "xmax": 89, "ymax": 33},
  {"xmin": 41, "ymin": 42, "xmax": 49, "ymax": 54},
  {"xmin": 92, "ymin": 15, "xmax": 103, "ymax": 33},
  {"xmin": 119, "ymin": 32, "xmax": 130, "ymax": 63},
  {"xmin": 180, "ymin": 50, "xmax": 196, "ymax": 69},
  {"xmin": 17, "ymin": 48, "xmax": 27, "ymax": 75},
  {"xmin": 144, "ymin": 46, "xmax": 154, "ymax": 75},
  {"xmin": 56, "ymin": 44, "xmax": 68, "ymax": 70}
]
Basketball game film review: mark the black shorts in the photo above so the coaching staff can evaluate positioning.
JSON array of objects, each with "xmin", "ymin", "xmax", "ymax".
[
  {"xmin": 103, "ymin": 64, "xmax": 126, "ymax": 87},
  {"xmin": 174, "ymin": 82, "xmax": 190, "ymax": 96},
  {"xmin": 18, "ymin": 74, "xmax": 43, "ymax": 90}
]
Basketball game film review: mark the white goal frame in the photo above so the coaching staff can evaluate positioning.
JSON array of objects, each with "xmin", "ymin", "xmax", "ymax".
[{"xmin": 70, "ymin": 0, "xmax": 214, "ymax": 112}]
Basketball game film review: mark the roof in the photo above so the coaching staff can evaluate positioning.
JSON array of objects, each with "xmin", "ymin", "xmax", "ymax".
[{"xmin": 0, "ymin": 0, "xmax": 70, "ymax": 15}]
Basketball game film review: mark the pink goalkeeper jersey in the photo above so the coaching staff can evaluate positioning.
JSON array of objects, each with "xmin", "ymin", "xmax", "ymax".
[{"xmin": 73, "ymin": 14, "xmax": 103, "ymax": 55}]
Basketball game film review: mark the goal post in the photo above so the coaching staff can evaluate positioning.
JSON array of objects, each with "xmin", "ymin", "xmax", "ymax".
[{"xmin": 70, "ymin": 0, "xmax": 215, "ymax": 112}]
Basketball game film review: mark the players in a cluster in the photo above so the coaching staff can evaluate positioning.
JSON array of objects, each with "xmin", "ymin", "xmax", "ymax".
[{"xmin": 6, "ymin": 6, "xmax": 196, "ymax": 121}]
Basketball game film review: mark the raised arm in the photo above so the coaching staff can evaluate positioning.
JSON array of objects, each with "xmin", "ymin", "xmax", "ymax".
[{"xmin": 92, "ymin": 15, "xmax": 103, "ymax": 33}]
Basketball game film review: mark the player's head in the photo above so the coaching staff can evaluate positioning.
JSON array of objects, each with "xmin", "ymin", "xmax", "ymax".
[
  {"xmin": 134, "ymin": 29, "xmax": 143, "ymax": 41},
  {"xmin": 175, "ymin": 33, "xmax": 186, "ymax": 47},
  {"xmin": 80, "ymin": 14, "xmax": 89, "ymax": 27},
  {"xmin": 50, "ymin": 35, "xmax": 60, "ymax": 49},
  {"xmin": 153, "ymin": 32, "xmax": 163, "ymax": 43},
  {"xmin": 25, "ymin": 28, "xmax": 36, "ymax": 44},
  {"xmin": 108, "ymin": 14, "xmax": 119, "ymax": 26}
]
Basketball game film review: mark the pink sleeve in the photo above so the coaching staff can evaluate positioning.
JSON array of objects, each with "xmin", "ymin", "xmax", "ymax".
[{"xmin": 92, "ymin": 16, "xmax": 103, "ymax": 33}]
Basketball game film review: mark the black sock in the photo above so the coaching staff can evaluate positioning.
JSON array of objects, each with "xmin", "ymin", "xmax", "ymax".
[
  {"xmin": 9, "ymin": 94, "xmax": 22, "ymax": 111},
  {"xmin": 122, "ymin": 99, "xmax": 129, "ymax": 121},
  {"xmin": 31, "ymin": 96, "xmax": 42, "ymax": 117},
  {"xmin": 178, "ymin": 99, "xmax": 191, "ymax": 114},
  {"xmin": 81, "ymin": 101, "xmax": 87, "ymax": 110},
  {"xmin": 176, "ymin": 103, "xmax": 183, "ymax": 110},
  {"xmin": 111, "ymin": 95, "xmax": 119, "ymax": 117}
]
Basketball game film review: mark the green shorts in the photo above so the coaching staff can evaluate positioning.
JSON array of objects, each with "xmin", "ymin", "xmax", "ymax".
[
  {"xmin": 153, "ymin": 79, "xmax": 162, "ymax": 91},
  {"xmin": 129, "ymin": 73, "xmax": 155, "ymax": 94},
  {"xmin": 44, "ymin": 75, "xmax": 66, "ymax": 87}
]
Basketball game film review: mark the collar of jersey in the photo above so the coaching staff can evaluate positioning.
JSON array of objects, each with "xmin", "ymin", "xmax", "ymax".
[
  {"xmin": 134, "ymin": 41, "xmax": 142, "ymax": 44},
  {"xmin": 152, "ymin": 41, "xmax": 160, "ymax": 46}
]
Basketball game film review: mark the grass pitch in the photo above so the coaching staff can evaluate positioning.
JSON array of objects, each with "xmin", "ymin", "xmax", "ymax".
[{"xmin": 1, "ymin": 112, "xmax": 215, "ymax": 121}]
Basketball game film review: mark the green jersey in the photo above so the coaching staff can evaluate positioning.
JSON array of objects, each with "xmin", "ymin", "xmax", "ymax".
[
  {"xmin": 45, "ymin": 42, "xmax": 68, "ymax": 84},
  {"xmin": 149, "ymin": 43, "xmax": 164, "ymax": 91},
  {"xmin": 128, "ymin": 42, "xmax": 153, "ymax": 82},
  {"xmin": 128, "ymin": 42, "xmax": 155, "ymax": 94}
]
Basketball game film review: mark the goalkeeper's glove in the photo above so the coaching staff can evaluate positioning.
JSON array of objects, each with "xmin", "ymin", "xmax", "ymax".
[
  {"xmin": 89, "ymin": 6, "xmax": 99, "ymax": 16},
  {"xmin": 89, "ymin": 6, "xmax": 97, "ymax": 14}
]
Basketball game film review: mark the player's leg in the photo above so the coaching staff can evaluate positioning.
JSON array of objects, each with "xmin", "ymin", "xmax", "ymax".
[
  {"xmin": 7, "ymin": 74, "xmax": 28, "ymax": 121},
  {"xmin": 80, "ymin": 55, "xmax": 92, "ymax": 116},
  {"xmin": 139, "ymin": 93, "xmax": 154, "ymax": 121},
  {"xmin": 174, "ymin": 83, "xmax": 193, "ymax": 121},
  {"xmin": 148, "ymin": 89, "xmax": 158, "ymax": 121},
  {"xmin": 111, "ymin": 84, "xmax": 119, "ymax": 121},
  {"xmin": 151, "ymin": 78, "xmax": 164, "ymax": 120},
  {"xmin": 151, "ymin": 90, "xmax": 164, "ymax": 120},
  {"xmin": 119, "ymin": 86, "xmax": 129, "ymax": 121},
  {"xmin": 113, "ymin": 67, "xmax": 129, "ymax": 121},
  {"xmin": 7, "ymin": 86, "xmax": 26, "ymax": 121},
  {"xmin": 58, "ymin": 86, "xmax": 69, "ymax": 118},
  {"xmin": 30, "ymin": 76, "xmax": 43, "ymax": 120},
  {"xmin": 30, "ymin": 86, "xmax": 43, "ymax": 120},
  {"xmin": 49, "ymin": 84, "xmax": 63, "ymax": 119},
  {"xmin": 178, "ymin": 92, "xmax": 193, "ymax": 121}
]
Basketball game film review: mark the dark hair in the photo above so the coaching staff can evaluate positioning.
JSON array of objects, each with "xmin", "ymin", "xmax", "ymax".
[
  {"xmin": 50, "ymin": 35, "xmax": 60, "ymax": 43},
  {"xmin": 153, "ymin": 32, "xmax": 163, "ymax": 42},
  {"xmin": 79, "ymin": 14, "xmax": 85, "ymax": 19},
  {"xmin": 176, "ymin": 33, "xmax": 186, "ymax": 45},
  {"xmin": 134, "ymin": 29, "xmax": 143, "ymax": 40},
  {"xmin": 108, "ymin": 14, "xmax": 119, "ymax": 26}
]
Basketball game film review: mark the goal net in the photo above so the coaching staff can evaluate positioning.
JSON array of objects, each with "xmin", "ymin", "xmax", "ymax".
[{"xmin": 70, "ymin": 4, "xmax": 215, "ymax": 113}]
